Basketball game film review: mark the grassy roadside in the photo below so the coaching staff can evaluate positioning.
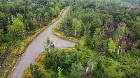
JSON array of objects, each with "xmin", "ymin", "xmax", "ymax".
[
  {"xmin": 52, "ymin": 22, "xmax": 84, "ymax": 44},
  {"xmin": 2, "ymin": 8, "xmax": 65, "ymax": 78},
  {"xmin": 23, "ymin": 52, "xmax": 46, "ymax": 78}
]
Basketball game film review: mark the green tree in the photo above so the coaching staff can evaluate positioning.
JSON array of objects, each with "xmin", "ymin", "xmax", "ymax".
[
  {"xmin": 133, "ymin": 21, "xmax": 140, "ymax": 38},
  {"xmin": 0, "ymin": 12, "xmax": 7, "ymax": 33},
  {"xmin": 44, "ymin": 12, "xmax": 49, "ymax": 23},
  {"xmin": 70, "ymin": 62, "xmax": 84, "ymax": 78},
  {"xmin": 8, "ymin": 18, "xmax": 25, "ymax": 39},
  {"xmin": 72, "ymin": 18, "xmax": 83, "ymax": 37},
  {"xmin": 44, "ymin": 38, "xmax": 55, "ymax": 53},
  {"xmin": 0, "ymin": 29, "xmax": 4, "ymax": 42},
  {"xmin": 92, "ymin": 28, "xmax": 102, "ymax": 49},
  {"xmin": 58, "ymin": 67, "xmax": 63, "ymax": 78},
  {"xmin": 93, "ymin": 13, "xmax": 102, "ymax": 28},
  {"xmin": 108, "ymin": 38, "xmax": 116, "ymax": 56},
  {"xmin": 49, "ymin": 8, "xmax": 57, "ymax": 20},
  {"xmin": 30, "ymin": 64, "xmax": 47, "ymax": 78},
  {"xmin": 115, "ymin": 23, "xmax": 129, "ymax": 38},
  {"xmin": 55, "ymin": 6, "xmax": 60, "ymax": 16},
  {"xmin": 93, "ymin": 60, "xmax": 106, "ymax": 78}
]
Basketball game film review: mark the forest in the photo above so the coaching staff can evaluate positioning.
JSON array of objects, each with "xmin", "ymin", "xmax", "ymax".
[{"xmin": 0, "ymin": 0, "xmax": 140, "ymax": 78}]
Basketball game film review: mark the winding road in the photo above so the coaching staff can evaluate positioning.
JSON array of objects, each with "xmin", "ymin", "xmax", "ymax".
[{"xmin": 8, "ymin": 7, "xmax": 75, "ymax": 78}]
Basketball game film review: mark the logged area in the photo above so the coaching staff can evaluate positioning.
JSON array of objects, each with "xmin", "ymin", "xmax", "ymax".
[{"xmin": 0, "ymin": 0, "xmax": 140, "ymax": 78}]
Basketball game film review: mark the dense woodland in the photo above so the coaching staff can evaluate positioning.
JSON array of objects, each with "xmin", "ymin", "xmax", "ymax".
[
  {"xmin": 28, "ymin": 0, "xmax": 140, "ymax": 78},
  {"xmin": 0, "ymin": 0, "xmax": 140, "ymax": 78}
]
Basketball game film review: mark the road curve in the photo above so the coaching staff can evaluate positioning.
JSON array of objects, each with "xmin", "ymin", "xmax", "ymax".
[{"xmin": 8, "ymin": 7, "xmax": 75, "ymax": 78}]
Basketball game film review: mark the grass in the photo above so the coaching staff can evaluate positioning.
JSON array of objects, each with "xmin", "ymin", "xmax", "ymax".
[
  {"xmin": 52, "ymin": 22, "xmax": 84, "ymax": 44},
  {"xmin": 23, "ymin": 52, "xmax": 46, "ymax": 78},
  {"xmin": 1, "ymin": 8, "xmax": 66, "ymax": 78}
]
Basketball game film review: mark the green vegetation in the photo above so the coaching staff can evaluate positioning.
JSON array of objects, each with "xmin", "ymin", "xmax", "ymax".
[
  {"xmin": 26, "ymin": 0, "xmax": 140, "ymax": 78},
  {"xmin": 1, "ymin": 0, "xmax": 140, "ymax": 78},
  {"xmin": 24, "ymin": 44, "xmax": 96, "ymax": 78},
  {"xmin": 0, "ymin": 0, "xmax": 68, "ymax": 77}
]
